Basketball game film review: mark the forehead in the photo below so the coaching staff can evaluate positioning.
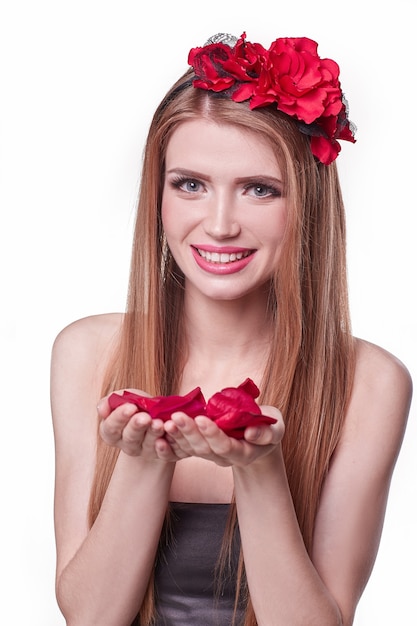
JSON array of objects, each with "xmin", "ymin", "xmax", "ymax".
[{"xmin": 165, "ymin": 118, "xmax": 281, "ymax": 176}]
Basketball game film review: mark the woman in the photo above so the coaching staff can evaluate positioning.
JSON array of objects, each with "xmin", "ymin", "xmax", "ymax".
[{"xmin": 51, "ymin": 33, "xmax": 412, "ymax": 625}]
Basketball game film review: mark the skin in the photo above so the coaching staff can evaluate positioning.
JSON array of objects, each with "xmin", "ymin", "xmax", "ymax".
[
  {"xmin": 51, "ymin": 119, "xmax": 412, "ymax": 626},
  {"xmin": 161, "ymin": 119, "xmax": 288, "ymax": 305}
]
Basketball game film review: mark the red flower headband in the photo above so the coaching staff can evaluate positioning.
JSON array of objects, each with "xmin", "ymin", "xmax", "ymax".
[{"xmin": 188, "ymin": 33, "xmax": 356, "ymax": 165}]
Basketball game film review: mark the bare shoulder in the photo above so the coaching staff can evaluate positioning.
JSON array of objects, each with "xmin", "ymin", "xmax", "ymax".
[
  {"xmin": 52, "ymin": 312, "xmax": 123, "ymax": 360},
  {"xmin": 52, "ymin": 311, "xmax": 122, "ymax": 378},
  {"xmin": 353, "ymin": 337, "xmax": 412, "ymax": 405},
  {"xmin": 343, "ymin": 337, "xmax": 413, "ymax": 453},
  {"xmin": 51, "ymin": 312, "xmax": 124, "ymax": 438}
]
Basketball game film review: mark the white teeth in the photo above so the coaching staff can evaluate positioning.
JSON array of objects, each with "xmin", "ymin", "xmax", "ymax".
[{"xmin": 197, "ymin": 248, "xmax": 251, "ymax": 263}]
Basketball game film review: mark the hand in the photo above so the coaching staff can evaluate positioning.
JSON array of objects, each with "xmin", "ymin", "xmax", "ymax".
[
  {"xmin": 97, "ymin": 390, "xmax": 179, "ymax": 461},
  {"xmin": 163, "ymin": 405, "xmax": 284, "ymax": 467}
]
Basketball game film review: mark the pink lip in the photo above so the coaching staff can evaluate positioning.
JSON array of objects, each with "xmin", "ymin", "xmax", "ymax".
[{"xmin": 191, "ymin": 245, "xmax": 255, "ymax": 275}]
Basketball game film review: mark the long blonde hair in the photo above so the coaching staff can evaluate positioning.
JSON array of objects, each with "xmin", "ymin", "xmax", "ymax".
[{"xmin": 88, "ymin": 70, "xmax": 355, "ymax": 625}]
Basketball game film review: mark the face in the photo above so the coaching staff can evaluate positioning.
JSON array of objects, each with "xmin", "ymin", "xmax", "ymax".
[{"xmin": 161, "ymin": 118, "xmax": 288, "ymax": 304}]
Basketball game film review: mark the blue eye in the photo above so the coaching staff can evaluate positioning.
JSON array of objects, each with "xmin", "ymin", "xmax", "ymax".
[
  {"xmin": 184, "ymin": 180, "xmax": 200, "ymax": 192},
  {"xmin": 253, "ymin": 185, "xmax": 270, "ymax": 197},
  {"xmin": 246, "ymin": 183, "xmax": 282, "ymax": 198},
  {"xmin": 171, "ymin": 176, "xmax": 202, "ymax": 193}
]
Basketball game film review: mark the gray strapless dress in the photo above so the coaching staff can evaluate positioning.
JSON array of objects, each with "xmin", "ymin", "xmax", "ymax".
[{"xmin": 153, "ymin": 502, "xmax": 245, "ymax": 626}]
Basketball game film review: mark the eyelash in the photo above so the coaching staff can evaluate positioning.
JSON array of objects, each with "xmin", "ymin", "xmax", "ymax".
[
  {"xmin": 169, "ymin": 176, "xmax": 283, "ymax": 198},
  {"xmin": 170, "ymin": 176, "xmax": 202, "ymax": 192},
  {"xmin": 243, "ymin": 182, "xmax": 282, "ymax": 198}
]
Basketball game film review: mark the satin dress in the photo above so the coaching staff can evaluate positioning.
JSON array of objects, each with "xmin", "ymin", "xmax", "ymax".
[{"xmin": 153, "ymin": 502, "xmax": 245, "ymax": 626}]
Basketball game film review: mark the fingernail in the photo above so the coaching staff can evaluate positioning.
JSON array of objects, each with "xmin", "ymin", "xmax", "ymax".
[
  {"xmin": 195, "ymin": 416, "xmax": 207, "ymax": 431},
  {"xmin": 172, "ymin": 414, "xmax": 185, "ymax": 427}
]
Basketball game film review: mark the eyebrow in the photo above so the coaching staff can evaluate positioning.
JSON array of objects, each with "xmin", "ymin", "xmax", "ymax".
[
  {"xmin": 165, "ymin": 168, "xmax": 283, "ymax": 186},
  {"xmin": 234, "ymin": 175, "xmax": 284, "ymax": 187},
  {"xmin": 165, "ymin": 168, "xmax": 211, "ymax": 180}
]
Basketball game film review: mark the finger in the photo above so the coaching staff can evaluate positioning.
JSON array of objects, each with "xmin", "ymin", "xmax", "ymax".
[
  {"xmin": 259, "ymin": 405, "xmax": 284, "ymax": 421},
  {"xmin": 120, "ymin": 414, "xmax": 166, "ymax": 457},
  {"xmin": 97, "ymin": 397, "xmax": 110, "ymax": 419},
  {"xmin": 163, "ymin": 430, "xmax": 192, "ymax": 460},
  {"xmin": 193, "ymin": 416, "xmax": 236, "ymax": 457},
  {"xmin": 99, "ymin": 403, "xmax": 140, "ymax": 445},
  {"xmin": 247, "ymin": 406, "xmax": 285, "ymax": 444},
  {"xmin": 195, "ymin": 416, "xmax": 281, "ymax": 467},
  {"xmin": 138, "ymin": 417, "xmax": 164, "ymax": 452},
  {"xmin": 243, "ymin": 422, "xmax": 284, "ymax": 445},
  {"xmin": 154, "ymin": 437, "xmax": 186, "ymax": 462},
  {"xmin": 166, "ymin": 413, "xmax": 213, "ymax": 456}
]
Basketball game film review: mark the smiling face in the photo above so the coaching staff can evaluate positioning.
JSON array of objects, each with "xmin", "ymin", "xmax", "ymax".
[{"xmin": 161, "ymin": 118, "xmax": 288, "ymax": 304}]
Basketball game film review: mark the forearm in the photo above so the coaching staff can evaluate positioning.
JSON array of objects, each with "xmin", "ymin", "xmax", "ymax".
[
  {"xmin": 56, "ymin": 453, "xmax": 175, "ymax": 626},
  {"xmin": 233, "ymin": 450, "xmax": 344, "ymax": 626}
]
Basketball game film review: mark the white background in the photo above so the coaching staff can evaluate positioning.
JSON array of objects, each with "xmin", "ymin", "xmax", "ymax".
[{"xmin": 1, "ymin": 0, "xmax": 416, "ymax": 623}]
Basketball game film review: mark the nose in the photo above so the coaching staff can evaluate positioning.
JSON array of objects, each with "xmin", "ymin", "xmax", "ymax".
[{"xmin": 203, "ymin": 193, "xmax": 241, "ymax": 239}]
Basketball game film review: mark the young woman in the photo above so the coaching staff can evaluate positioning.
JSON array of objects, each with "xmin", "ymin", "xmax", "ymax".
[{"xmin": 51, "ymin": 33, "xmax": 412, "ymax": 625}]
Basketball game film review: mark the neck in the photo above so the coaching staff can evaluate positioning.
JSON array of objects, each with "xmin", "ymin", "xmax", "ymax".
[{"xmin": 180, "ymin": 287, "xmax": 273, "ymax": 394}]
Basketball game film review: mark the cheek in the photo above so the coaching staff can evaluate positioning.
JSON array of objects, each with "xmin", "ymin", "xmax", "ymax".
[
  {"xmin": 256, "ymin": 206, "xmax": 288, "ymax": 246},
  {"xmin": 161, "ymin": 198, "xmax": 178, "ymax": 240},
  {"xmin": 161, "ymin": 197, "xmax": 199, "ymax": 242},
  {"xmin": 161, "ymin": 203, "xmax": 192, "ymax": 262}
]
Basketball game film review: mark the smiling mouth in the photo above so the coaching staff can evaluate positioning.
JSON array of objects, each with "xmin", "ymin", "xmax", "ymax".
[{"xmin": 195, "ymin": 248, "xmax": 254, "ymax": 264}]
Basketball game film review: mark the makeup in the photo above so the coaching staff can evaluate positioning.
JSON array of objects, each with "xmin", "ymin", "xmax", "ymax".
[{"xmin": 191, "ymin": 245, "xmax": 255, "ymax": 275}]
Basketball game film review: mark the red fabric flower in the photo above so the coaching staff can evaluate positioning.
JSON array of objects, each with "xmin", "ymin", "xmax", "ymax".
[
  {"xmin": 254, "ymin": 37, "xmax": 342, "ymax": 124},
  {"xmin": 308, "ymin": 101, "xmax": 355, "ymax": 165},
  {"xmin": 205, "ymin": 378, "xmax": 277, "ymax": 439},
  {"xmin": 188, "ymin": 33, "xmax": 356, "ymax": 164},
  {"xmin": 107, "ymin": 378, "xmax": 277, "ymax": 439},
  {"xmin": 108, "ymin": 387, "xmax": 206, "ymax": 421},
  {"xmin": 188, "ymin": 33, "xmax": 268, "ymax": 99},
  {"xmin": 188, "ymin": 42, "xmax": 239, "ymax": 92}
]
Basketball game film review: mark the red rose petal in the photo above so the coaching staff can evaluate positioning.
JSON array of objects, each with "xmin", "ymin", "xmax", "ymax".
[
  {"xmin": 108, "ymin": 391, "xmax": 159, "ymax": 413},
  {"xmin": 107, "ymin": 387, "xmax": 206, "ymax": 421},
  {"xmin": 237, "ymin": 377, "xmax": 260, "ymax": 398},
  {"xmin": 206, "ymin": 378, "xmax": 276, "ymax": 438},
  {"xmin": 214, "ymin": 412, "xmax": 277, "ymax": 439},
  {"xmin": 107, "ymin": 379, "xmax": 276, "ymax": 438}
]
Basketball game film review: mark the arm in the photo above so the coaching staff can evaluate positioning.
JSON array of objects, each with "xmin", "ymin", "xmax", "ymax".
[
  {"xmin": 164, "ymin": 341, "xmax": 412, "ymax": 625},
  {"xmin": 232, "ymin": 341, "xmax": 412, "ymax": 626},
  {"xmin": 51, "ymin": 315, "xmax": 175, "ymax": 626}
]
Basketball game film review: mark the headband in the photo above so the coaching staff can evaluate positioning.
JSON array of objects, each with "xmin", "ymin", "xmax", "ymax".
[{"xmin": 188, "ymin": 32, "xmax": 356, "ymax": 165}]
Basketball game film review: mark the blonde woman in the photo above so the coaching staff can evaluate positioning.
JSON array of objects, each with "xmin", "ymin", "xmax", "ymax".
[{"xmin": 51, "ymin": 33, "xmax": 412, "ymax": 626}]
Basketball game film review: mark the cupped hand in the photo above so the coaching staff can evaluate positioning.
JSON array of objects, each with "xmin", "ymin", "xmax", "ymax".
[
  {"xmin": 163, "ymin": 405, "xmax": 285, "ymax": 467},
  {"xmin": 97, "ymin": 390, "xmax": 180, "ymax": 461}
]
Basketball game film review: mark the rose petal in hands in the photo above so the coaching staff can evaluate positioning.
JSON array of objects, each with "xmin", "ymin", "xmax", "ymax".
[
  {"xmin": 105, "ymin": 379, "xmax": 280, "ymax": 445},
  {"xmin": 97, "ymin": 392, "xmax": 168, "ymax": 458},
  {"xmin": 206, "ymin": 378, "xmax": 277, "ymax": 438},
  {"xmin": 107, "ymin": 387, "xmax": 206, "ymax": 421},
  {"xmin": 165, "ymin": 410, "xmax": 283, "ymax": 468}
]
